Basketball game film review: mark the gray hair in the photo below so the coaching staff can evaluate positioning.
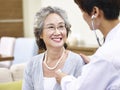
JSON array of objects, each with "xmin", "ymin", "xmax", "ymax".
[{"xmin": 34, "ymin": 6, "xmax": 71, "ymax": 50}]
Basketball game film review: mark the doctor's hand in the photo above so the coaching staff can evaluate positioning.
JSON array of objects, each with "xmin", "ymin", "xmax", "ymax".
[
  {"xmin": 80, "ymin": 53, "xmax": 90, "ymax": 64},
  {"xmin": 55, "ymin": 69, "xmax": 67, "ymax": 84}
]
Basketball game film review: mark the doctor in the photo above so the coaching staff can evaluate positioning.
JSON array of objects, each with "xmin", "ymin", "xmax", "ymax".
[{"xmin": 55, "ymin": 0, "xmax": 120, "ymax": 90}]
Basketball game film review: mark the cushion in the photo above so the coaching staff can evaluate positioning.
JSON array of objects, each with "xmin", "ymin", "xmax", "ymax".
[
  {"xmin": 0, "ymin": 68, "xmax": 13, "ymax": 83},
  {"xmin": 0, "ymin": 80, "xmax": 22, "ymax": 90},
  {"xmin": 10, "ymin": 63, "xmax": 26, "ymax": 81}
]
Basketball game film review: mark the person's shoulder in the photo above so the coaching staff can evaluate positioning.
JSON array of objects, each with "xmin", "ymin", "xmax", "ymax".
[
  {"xmin": 66, "ymin": 51, "xmax": 85, "ymax": 68},
  {"xmin": 32, "ymin": 53, "xmax": 44, "ymax": 60},
  {"xmin": 68, "ymin": 51, "xmax": 81, "ymax": 58},
  {"xmin": 24, "ymin": 53, "xmax": 44, "ymax": 74},
  {"xmin": 25, "ymin": 53, "xmax": 44, "ymax": 69},
  {"xmin": 68, "ymin": 51, "xmax": 84, "ymax": 63}
]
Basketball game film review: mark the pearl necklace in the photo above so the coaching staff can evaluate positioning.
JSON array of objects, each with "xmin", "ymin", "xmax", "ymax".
[{"xmin": 43, "ymin": 49, "xmax": 65, "ymax": 70}]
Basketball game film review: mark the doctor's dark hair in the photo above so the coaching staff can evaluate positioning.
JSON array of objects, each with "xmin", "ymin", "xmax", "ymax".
[
  {"xmin": 74, "ymin": 0, "xmax": 120, "ymax": 20},
  {"xmin": 34, "ymin": 6, "xmax": 71, "ymax": 50}
]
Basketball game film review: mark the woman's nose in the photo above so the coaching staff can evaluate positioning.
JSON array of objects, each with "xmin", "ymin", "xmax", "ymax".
[{"xmin": 54, "ymin": 28, "xmax": 61, "ymax": 35}]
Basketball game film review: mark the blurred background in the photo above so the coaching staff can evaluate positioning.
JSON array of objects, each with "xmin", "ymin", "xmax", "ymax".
[
  {"xmin": 0, "ymin": 0, "xmax": 105, "ymax": 47},
  {"xmin": 0, "ymin": 1, "xmax": 102, "ymax": 88}
]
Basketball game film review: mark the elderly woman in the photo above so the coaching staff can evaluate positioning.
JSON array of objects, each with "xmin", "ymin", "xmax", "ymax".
[{"xmin": 22, "ymin": 6, "xmax": 84, "ymax": 90}]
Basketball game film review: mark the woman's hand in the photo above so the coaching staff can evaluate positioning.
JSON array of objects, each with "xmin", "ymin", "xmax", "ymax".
[{"xmin": 55, "ymin": 69, "xmax": 67, "ymax": 84}]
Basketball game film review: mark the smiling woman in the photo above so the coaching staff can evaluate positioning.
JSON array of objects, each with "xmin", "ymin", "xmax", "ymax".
[{"xmin": 22, "ymin": 6, "xmax": 85, "ymax": 90}]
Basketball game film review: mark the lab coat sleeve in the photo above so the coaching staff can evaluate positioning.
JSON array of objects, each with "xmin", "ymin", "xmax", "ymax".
[{"xmin": 61, "ymin": 59, "xmax": 118, "ymax": 90}]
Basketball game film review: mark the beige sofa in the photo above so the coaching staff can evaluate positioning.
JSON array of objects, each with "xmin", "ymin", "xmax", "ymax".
[{"xmin": 0, "ymin": 63, "xmax": 26, "ymax": 83}]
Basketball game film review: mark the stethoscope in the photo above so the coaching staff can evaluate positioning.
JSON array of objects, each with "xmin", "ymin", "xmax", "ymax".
[{"xmin": 91, "ymin": 15, "xmax": 104, "ymax": 47}]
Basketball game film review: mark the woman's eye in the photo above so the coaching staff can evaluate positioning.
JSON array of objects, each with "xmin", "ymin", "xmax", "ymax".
[
  {"xmin": 59, "ymin": 25, "xmax": 64, "ymax": 28},
  {"xmin": 49, "ymin": 26, "xmax": 54, "ymax": 28},
  {"xmin": 48, "ymin": 26, "xmax": 54, "ymax": 29},
  {"xmin": 59, "ymin": 25, "xmax": 65, "ymax": 29}
]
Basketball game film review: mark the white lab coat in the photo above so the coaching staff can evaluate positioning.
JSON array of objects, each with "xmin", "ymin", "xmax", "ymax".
[{"xmin": 60, "ymin": 23, "xmax": 120, "ymax": 90}]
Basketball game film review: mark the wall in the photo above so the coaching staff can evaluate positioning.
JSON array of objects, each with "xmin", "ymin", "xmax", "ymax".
[
  {"xmin": 22, "ymin": 0, "xmax": 42, "ymax": 37},
  {"xmin": 0, "ymin": 0, "xmax": 24, "ymax": 37},
  {"xmin": 22, "ymin": 0, "xmax": 104, "ymax": 47}
]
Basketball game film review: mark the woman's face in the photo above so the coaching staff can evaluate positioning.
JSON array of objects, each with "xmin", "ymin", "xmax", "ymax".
[{"xmin": 41, "ymin": 13, "xmax": 67, "ymax": 49}]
